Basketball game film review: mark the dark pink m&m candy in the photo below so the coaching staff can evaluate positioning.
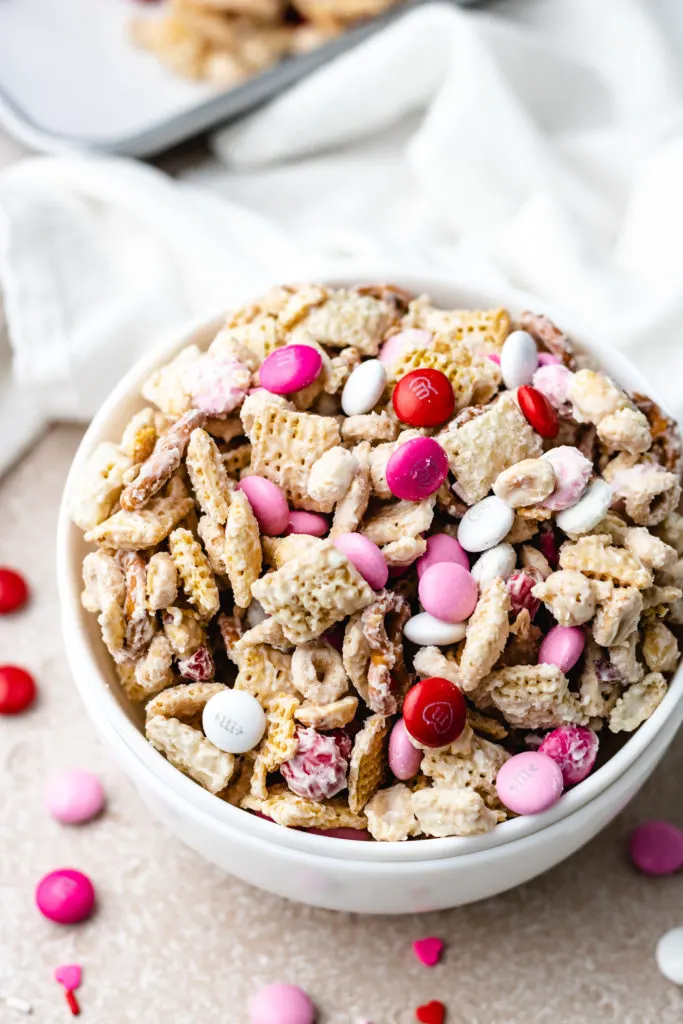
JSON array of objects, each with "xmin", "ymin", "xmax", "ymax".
[
  {"xmin": 36, "ymin": 869, "xmax": 95, "ymax": 924},
  {"xmin": 385, "ymin": 437, "xmax": 448, "ymax": 501},
  {"xmin": 629, "ymin": 821, "xmax": 683, "ymax": 876}
]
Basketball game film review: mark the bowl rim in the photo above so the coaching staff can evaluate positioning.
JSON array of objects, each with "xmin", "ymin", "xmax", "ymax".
[{"xmin": 57, "ymin": 268, "xmax": 683, "ymax": 864}]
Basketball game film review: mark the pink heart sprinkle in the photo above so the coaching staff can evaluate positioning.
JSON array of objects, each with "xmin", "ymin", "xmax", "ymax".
[
  {"xmin": 55, "ymin": 964, "xmax": 82, "ymax": 991},
  {"xmin": 412, "ymin": 937, "xmax": 444, "ymax": 967}
]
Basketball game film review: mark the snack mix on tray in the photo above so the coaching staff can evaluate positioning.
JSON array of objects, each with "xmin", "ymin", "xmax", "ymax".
[
  {"xmin": 69, "ymin": 283, "xmax": 683, "ymax": 841},
  {"xmin": 130, "ymin": 0, "xmax": 402, "ymax": 87}
]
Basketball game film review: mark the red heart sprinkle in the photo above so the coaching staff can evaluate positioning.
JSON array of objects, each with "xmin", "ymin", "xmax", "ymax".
[
  {"xmin": 413, "ymin": 937, "xmax": 444, "ymax": 966},
  {"xmin": 416, "ymin": 1000, "xmax": 445, "ymax": 1024}
]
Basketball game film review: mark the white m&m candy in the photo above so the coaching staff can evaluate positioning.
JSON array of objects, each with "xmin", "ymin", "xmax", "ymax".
[
  {"xmin": 458, "ymin": 496, "xmax": 515, "ymax": 553},
  {"xmin": 341, "ymin": 359, "xmax": 387, "ymax": 416},
  {"xmin": 656, "ymin": 927, "xmax": 683, "ymax": 984},
  {"xmin": 404, "ymin": 612, "xmax": 467, "ymax": 647},
  {"xmin": 556, "ymin": 479, "xmax": 612, "ymax": 536},
  {"xmin": 202, "ymin": 690, "xmax": 266, "ymax": 754},
  {"xmin": 500, "ymin": 330, "xmax": 539, "ymax": 389},
  {"xmin": 470, "ymin": 542, "xmax": 516, "ymax": 585}
]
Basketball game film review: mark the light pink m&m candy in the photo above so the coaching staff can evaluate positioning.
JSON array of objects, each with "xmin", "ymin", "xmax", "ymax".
[
  {"xmin": 542, "ymin": 446, "xmax": 592, "ymax": 511},
  {"xmin": 538, "ymin": 625, "xmax": 585, "ymax": 673},
  {"xmin": 333, "ymin": 533, "xmax": 388, "ymax": 590},
  {"xmin": 386, "ymin": 437, "xmax": 448, "ymax": 501},
  {"xmin": 418, "ymin": 563, "xmax": 478, "ymax": 624},
  {"xmin": 286, "ymin": 510, "xmax": 328, "ymax": 537},
  {"xmin": 388, "ymin": 718, "xmax": 423, "ymax": 780},
  {"xmin": 629, "ymin": 821, "xmax": 683, "ymax": 876},
  {"xmin": 496, "ymin": 751, "xmax": 564, "ymax": 814},
  {"xmin": 45, "ymin": 768, "xmax": 105, "ymax": 824},
  {"xmin": 36, "ymin": 869, "xmax": 95, "ymax": 924},
  {"xmin": 238, "ymin": 476, "xmax": 289, "ymax": 536},
  {"xmin": 260, "ymin": 345, "xmax": 322, "ymax": 395},
  {"xmin": 417, "ymin": 533, "xmax": 469, "ymax": 578},
  {"xmin": 538, "ymin": 726, "xmax": 599, "ymax": 785},
  {"xmin": 379, "ymin": 329, "xmax": 431, "ymax": 370},
  {"xmin": 250, "ymin": 984, "xmax": 316, "ymax": 1024}
]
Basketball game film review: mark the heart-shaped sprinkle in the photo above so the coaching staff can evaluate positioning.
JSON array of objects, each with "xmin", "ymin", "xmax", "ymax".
[
  {"xmin": 416, "ymin": 1000, "xmax": 445, "ymax": 1024},
  {"xmin": 412, "ymin": 937, "xmax": 444, "ymax": 967},
  {"xmin": 54, "ymin": 965, "xmax": 81, "ymax": 991}
]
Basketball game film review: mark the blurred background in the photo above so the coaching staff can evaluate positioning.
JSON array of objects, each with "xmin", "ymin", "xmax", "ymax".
[{"xmin": 2, "ymin": 1, "xmax": 683, "ymax": 1021}]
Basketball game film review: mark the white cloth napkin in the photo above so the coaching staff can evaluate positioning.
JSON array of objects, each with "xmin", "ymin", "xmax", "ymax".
[{"xmin": 2, "ymin": 0, "xmax": 683, "ymax": 475}]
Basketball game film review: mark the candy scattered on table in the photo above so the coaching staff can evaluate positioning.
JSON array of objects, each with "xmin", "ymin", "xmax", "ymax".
[
  {"xmin": 495, "ymin": 751, "xmax": 564, "ymax": 815},
  {"xmin": 386, "ymin": 436, "xmax": 449, "ymax": 500},
  {"xmin": 412, "ymin": 937, "xmax": 444, "ymax": 967},
  {"xmin": 333, "ymin": 533, "xmax": 388, "ymax": 590},
  {"xmin": 538, "ymin": 726, "xmax": 598, "ymax": 786},
  {"xmin": 259, "ymin": 345, "xmax": 322, "ymax": 395},
  {"xmin": 517, "ymin": 384, "xmax": 559, "ymax": 438},
  {"xmin": 4, "ymin": 996, "xmax": 33, "ymax": 1015},
  {"xmin": 418, "ymin": 563, "xmax": 478, "ymax": 624},
  {"xmin": 202, "ymin": 689, "xmax": 267, "ymax": 754},
  {"xmin": 403, "ymin": 676, "xmax": 466, "ymax": 749},
  {"xmin": 342, "ymin": 359, "xmax": 387, "ymax": 416},
  {"xmin": 0, "ymin": 567, "xmax": 29, "ymax": 614},
  {"xmin": 415, "ymin": 999, "xmax": 446, "ymax": 1024},
  {"xmin": 629, "ymin": 821, "xmax": 683, "ymax": 876},
  {"xmin": 0, "ymin": 665, "xmax": 37, "ymax": 715},
  {"xmin": 392, "ymin": 368, "xmax": 455, "ymax": 427},
  {"xmin": 656, "ymin": 927, "xmax": 683, "ymax": 985},
  {"xmin": 388, "ymin": 718, "xmax": 423, "ymax": 780},
  {"xmin": 249, "ymin": 983, "xmax": 316, "ymax": 1024},
  {"xmin": 36, "ymin": 869, "xmax": 96, "ymax": 924},
  {"xmin": 45, "ymin": 768, "xmax": 105, "ymax": 824},
  {"xmin": 55, "ymin": 964, "xmax": 82, "ymax": 1016},
  {"xmin": 457, "ymin": 496, "xmax": 515, "ymax": 553}
]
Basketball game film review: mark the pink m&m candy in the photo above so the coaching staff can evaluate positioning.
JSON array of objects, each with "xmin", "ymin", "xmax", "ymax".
[
  {"xmin": 45, "ymin": 768, "xmax": 105, "ymax": 824},
  {"xmin": 286, "ymin": 510, "xmax": 328, "ymax": 537},
  {"xmin": 538, "ymin": 625, "xmax": 585, "ymax": 673},
  {"xmin": 36, "ymin": 869, "xmax": 95, "ymax": 924},
  {"xmin": 496, "ymin": 751, "xmax": 564, "ymax": 814},
  {"xmin": 537, "ymin": 352, "xmax": 561, "ymax": 366},
  {"xmin": 238, "ymin": 476, "xmax": 289, "ymax": 536},
  {"xmin": 379, "ymin": 329, "xmax": 431, "ymax": 370},
  {"xmin": 388, "ymin": 718, "xmax": 423, "ymax": 780},
  {"xmin": 260, "ymin": 345, "xmax": 322, "ymax": 395},
  {"xmin": 418, "ymin": 563, "xmax": 478, "ymax": 624},
  {"xmin": 538, "ymin": 726, "xmax": 599, "ymax": 785},
  {"xmin": 333, "ymin": 533, "xmax": 388, "ymax": 590},
  {"xmin": 629, "ymin": 821, "xmax": 683, "ymax": 876},
  {"xmin": 416, "ymin": 533, "xmax": 469, "ymax": 579},
  {"xmin": 386, "ymin": 437, "xmax": 448, "ymax": 501},
  {"xmin": 250, "ymin": 984, "xmax": 316, "ymax": 1024}
]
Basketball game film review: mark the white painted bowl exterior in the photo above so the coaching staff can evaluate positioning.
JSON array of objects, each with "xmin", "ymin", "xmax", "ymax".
[{"xmin": 57, "ymin": 272, "xmax": 683, "ymax": 914}]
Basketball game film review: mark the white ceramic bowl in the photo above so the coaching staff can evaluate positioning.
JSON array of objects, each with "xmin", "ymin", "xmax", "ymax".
[{"xmin": 57, "ymin": 272, "xmax": 683, "ymax": 914}]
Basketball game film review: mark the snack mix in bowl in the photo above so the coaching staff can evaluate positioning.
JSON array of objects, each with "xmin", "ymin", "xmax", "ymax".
[{"xmin": 68, "ymin": 284, "xmax": 683, "ymax": 841}]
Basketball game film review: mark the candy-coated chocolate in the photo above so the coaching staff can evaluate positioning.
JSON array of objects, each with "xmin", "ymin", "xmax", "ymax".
[
  {"xmin": 385, "ymin": 437, "xmax": 448, "ymax": 501},
  {"xmin": 379, "ymin": 328, "xmax": 431, "ymax": 370},
  {"xmin": 470, "ymin": 542, "xmax": 516, "ymax": 585},
  {"xmin": 537, "ymin": 352, "xmax": 561, "ymax": 366},
  {"xmin": 0, "ymin": 567, "xmax": 29, "ymax": 614},
  {"xmin": 259, "ymin": 345, "xmax": 322, "ymax": 395},
  {"xmin": 656, "ymin": 927, "xmax": 683, "ymax": 984},
  {"xmin": 538, "ymin": 726, "xmax": 598, "ymax": 785},
  {"xmin": 45, "ymin": 768, "xmax": 105, "ymax": 824},
  {"xmin": 392, "ymin": 368, "xmax": 455, "ymax": 428},
  {"xmin": 418, "ymin": 563, "xmax": 478, "ymax": 624},
  {"xmin": 0, "ymin": 665, "xmax": 36, "ymax": 714},
  {"xmin": 629, "ymin": 821, "xmax": 683, "ymax": 876},
  {"xmin": 532, "ymin": 364, "xmax": 573, "ymax": 409},
  {"xmin": 457, "ymin": 496, "xmax": 515, "ymax": 553},
  {"xmin": 238, "ymin": 476, "xmax": 289, "ymax": 536},
  {"xmin": 542, "ymin": 446, "xmax": 592, "ymax": 511},
  {"xmin": 250, "ymin": 983, "xmax": 316, "ymax": 1024},
  {"xmin": 417, "ymin": 533, "xmax": 469, "ymax": 578},
  {"xmin": 333, "ymin": 533, "xmax": 388, "ymax": 590},
  {"xmin": 556, "ymin": 479, "xmax": 612, "ymax": 535},
  {"xmin": 403, "ymin": 677, "xmax": 467, "ymax": 748},
  {"xmin": 388, "ymin": 718, "xmax": 423, "ymax": 780},
  {"xmin": 341, "ymin": 359, "xmax": 387, "ymax": 416},
  {"xmin": 35, "ymin": 869, "xmax": 95, "ymax": 924},
  {"xmin": 538, "ymin": 625, "xmax": 586, "ymax": 673},
  {"xmin": 286, "ymin": 510, "xmax": 328, "ymax": 537},
  {"xmin": 403, "ymin": 612, "xmax": 467, "ymax": 647},
  {"xmin": 202, "ymin": 689, "xmax": 266, "ymax": 754},
  {"xmin": 517, "ymin": 385, "xmax": 559, "ymax": 438},
  {"xmin": 496, "ymin": 751, "xmax": 564, "ymax": 814},
  {"xmin": 500, "ymin": 330, "xmax": 539, "ymax": 389}
]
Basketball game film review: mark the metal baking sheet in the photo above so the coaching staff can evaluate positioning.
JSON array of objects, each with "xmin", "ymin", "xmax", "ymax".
[{"xmin": 0, "ymin": 0, "xmax": 482, "ymax": 158}]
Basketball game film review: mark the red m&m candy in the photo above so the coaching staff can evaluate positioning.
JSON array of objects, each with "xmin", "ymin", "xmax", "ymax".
[
  {"xmin": 0, "ymin": 568, "xmax": 29, "ymax": 614},
  {"xmin": 0, "ymin": 665, "xmax": 37, "ymax": 714},
  {"xmin": 403, "ymin": 677, "xmax": 466, "ymax": 748},
  {"xmin": 392, "ymin": 369, "xmax": 455, "ymax": 428},
  {"xmin": 517, "ymin": 385, "xmax": 559, "ymax": 439}
]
